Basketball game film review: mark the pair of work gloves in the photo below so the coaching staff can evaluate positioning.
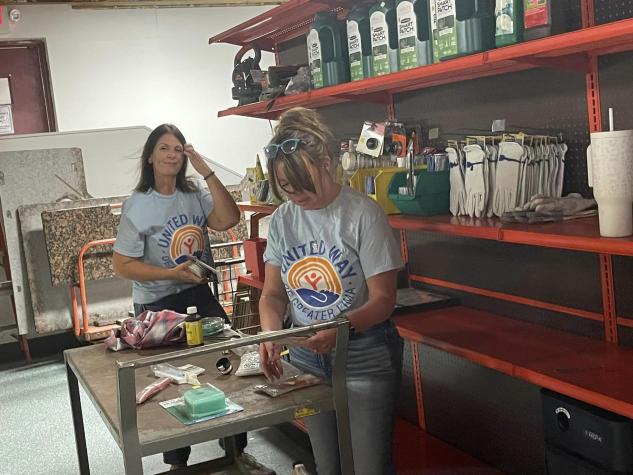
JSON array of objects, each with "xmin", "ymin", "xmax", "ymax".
[{"xmin": 501, "ymin": 193, "xmax": 597, "ymax": 224}]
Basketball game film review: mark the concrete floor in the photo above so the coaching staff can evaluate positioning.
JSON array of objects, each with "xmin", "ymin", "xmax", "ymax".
[{"xmin": 0, "ymin": 338, "xmax": 316, "ymax": 475}]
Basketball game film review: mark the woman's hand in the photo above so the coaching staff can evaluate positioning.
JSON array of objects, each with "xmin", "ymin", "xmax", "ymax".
[
  {"xmin": 183, "ymin": 143, "xmax": 211, "ymax": 177},
  {"xmin": 301, "ymin": 328, "xmax": 337, "ymax": 354},
  {"xmin": 259, "ymin": 341, "xmax": 283, "ymax": 381},
  {"xmin": 169, "ymin": 260, "xmax": 207, "ymax": 284}
]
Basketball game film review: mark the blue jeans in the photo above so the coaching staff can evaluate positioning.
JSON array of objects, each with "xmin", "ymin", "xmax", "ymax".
[
  {"xmin": 289, "ymin": 320, "xmax": 403, "ymax": 475},
  {"xmin": 134, "ymin": 284, "xmax": 247, "ymax": 466}
]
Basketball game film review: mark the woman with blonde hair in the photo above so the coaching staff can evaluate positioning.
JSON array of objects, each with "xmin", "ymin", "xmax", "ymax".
[{"xmin": 258, "ymin": 107, "xmax": 403, "ymax": 475}]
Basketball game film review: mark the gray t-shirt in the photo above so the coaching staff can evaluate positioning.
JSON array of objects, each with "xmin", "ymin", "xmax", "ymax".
[
  {"xmin": 264, "ymin": 186, "xmax": 403, "ymax": 327},
  {"xmin": 114, "ymin": 186, "xmax": 214, "ymax": 304}
]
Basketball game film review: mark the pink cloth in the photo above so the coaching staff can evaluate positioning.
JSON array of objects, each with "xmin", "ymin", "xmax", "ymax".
[{"xmin": 104, "ymin": 309, "xmax": 186, "ymax": 351}]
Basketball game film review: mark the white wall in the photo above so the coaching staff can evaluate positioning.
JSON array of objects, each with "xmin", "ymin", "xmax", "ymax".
[{"xmin": 1, "ymin": 4, "xmax": 276, "ymax": 180}]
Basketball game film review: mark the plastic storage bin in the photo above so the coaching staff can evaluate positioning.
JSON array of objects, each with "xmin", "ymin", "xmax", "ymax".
[{"xmin": 388, "ymin": 170, "xmax": 449, "ymax": 215}]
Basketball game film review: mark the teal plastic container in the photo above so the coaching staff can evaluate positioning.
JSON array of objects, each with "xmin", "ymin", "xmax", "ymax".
[
  {"xmin": 388, "ymin": 170, "xmax": 450, "ymax": 215},
  {"xmin": 495, "ymin": 0, "xmax": 523, "ymax": 47},
  {"xmin": 370, "ymin": 0, "xmax": 399, "ymax": 76},
  {"xmin": 307, "ymin": 12, "xmax": 350, "ymax": 89},
  {"xmin": 396, "ymin": 0, "xmax": 433, "ymax": 70},
  {"xmin": 183, "ymin": 385, "xmax": 227, "ymax": 419},
  {"xmin": 346, "ymin": 6, "xmax": 373, "ymax": 81},
  {"xmin": 435, "ymin": 0, "xmax": 495, "ymax": 61}
]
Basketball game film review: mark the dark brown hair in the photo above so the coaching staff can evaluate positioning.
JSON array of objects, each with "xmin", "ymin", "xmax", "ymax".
[
  {"xmin": 266, "ymin": 107, "xmax": 335, "ymax": 200},
  {"xmin": 134, "ymin": 123, "xmax": 197, "ymax": 193}
]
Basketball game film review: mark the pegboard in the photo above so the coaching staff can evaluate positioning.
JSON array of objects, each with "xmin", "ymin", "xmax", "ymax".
[
  {"xmin": 416, "ymin": 281, "xmax": 605, "ymax": 340},
  {"xmin": 598, "ymin": 51, "xmax": 633, "ymax": 131},
  {"xmin": 394, "ymin": 66, "xmax": 591, "ymax": 197},
  {"xmin": 595, "ymin": 0, "xmax": 633, "ymax": 24},
  {"xmin": 612, "ymin": 255, "xmax": 633, "ymax": 320},
  {"xmin": 406, "ymin": 230, "xmax": 603, "ymax": 314},
  {"xmin": 419, "ymin": 344, "xmax": 545, "ymax": 474}
]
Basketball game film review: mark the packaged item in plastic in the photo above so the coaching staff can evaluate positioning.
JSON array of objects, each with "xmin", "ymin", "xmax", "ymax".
[
  {"xmin": 136, "ymin": 377, "xmax": 172, "ymax": 404},
  {"xmin": 151, "ymin": 363, "xmax": 205, "ymax": 384},
  {"xmin": 253, "ymin": 373, "xmax": 322, "ymax": 397},
  {"xmin": 235, "ymin": 351, "xmax": 263, "ymax": 377}
]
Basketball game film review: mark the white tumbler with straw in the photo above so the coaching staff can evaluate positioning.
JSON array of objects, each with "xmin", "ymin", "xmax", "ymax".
[{"xmin": 587, "ymin": 108, "xmax": 633, "ymax": 237}]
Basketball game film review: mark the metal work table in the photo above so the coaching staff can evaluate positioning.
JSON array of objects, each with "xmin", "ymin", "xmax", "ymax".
[{"xmin": 65, "ymin": 321, "xmax": 353, "ymax": 474}]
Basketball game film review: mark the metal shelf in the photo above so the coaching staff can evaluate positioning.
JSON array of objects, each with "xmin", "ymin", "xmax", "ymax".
[
  {"xmin": 215, "ymin": 17, "xmax": 633, "ymax": 119},
  {"xmin": 394, "ymin": 306, "xmax": 633, "ymax": 419},
  {"xmin": 390, "ymin": 215, "xmax": 633, "ymax": 256}
]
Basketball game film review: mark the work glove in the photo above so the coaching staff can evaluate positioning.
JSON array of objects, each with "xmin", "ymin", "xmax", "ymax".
[
  {"xmin": 554, "ymin": 143, "xmax": 568, "ymax": 198},
  {"xmin": 493, "ymin": 141, "xmax": 524, "ymax": 217},
  {"xmin": 448, "ymin": 147, "xmax": 466, "ymax": 216},
  {"xmin": 521, "ymin": 193, "xmax": 597, "ymax": 216},
  {"xmin": 486, "ymin": 145, "xmax": 498, "ymax": 218},
  {"xmin": 464, "ymin": 144, "xmax": 487, "ymax": 218}
]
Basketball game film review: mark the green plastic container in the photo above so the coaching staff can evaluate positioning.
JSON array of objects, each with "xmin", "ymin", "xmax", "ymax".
[
  {"xmin": 307, "ymin": 12, "xmax": 350, "ymax": 89},
  {"xmin": 388, "ymin": 170, "xmax": 450, "ymax": 215},
  {"xmin": 396, "ymin": 0, "xmax": 433, "ymax": 70},
  {"xmin": 495, "ymin": 0, "xmax": 523, "ymax": 47},
  {"xmin": 183, "ymin": 385, "xmax": 227, "ymax": 419},
  {"xmin": 430, "ymin": 0, "xmax": 440, "ymax": 62},
  {"xmin": 435, "ymin": 0, "xmax": 495, "ymax": 61},
  {"xmin": 346, "ymin": 6, "xmax": 373, "ymax": 81},
  {"xmin": 370, "ymin": 0, "xmax": 399, "ymax": 76}
]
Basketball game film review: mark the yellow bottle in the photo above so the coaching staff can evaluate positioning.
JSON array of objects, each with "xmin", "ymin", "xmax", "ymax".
[
  {"xmin": 185, "ymin": 306, "xmax": 203, "ymax": 347},
  {"xmin": 255, "ymin": 154, "xmax": 266, "ymax": 181}
]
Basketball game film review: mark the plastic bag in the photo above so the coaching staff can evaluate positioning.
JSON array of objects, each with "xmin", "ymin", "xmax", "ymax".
[
  {"xmin": 235, "ymin": 351, "xmax": 263, "ymax": 377},
  {"xmin": 253, "ymin": 373, "xmax": 321, "ymax": 397}
]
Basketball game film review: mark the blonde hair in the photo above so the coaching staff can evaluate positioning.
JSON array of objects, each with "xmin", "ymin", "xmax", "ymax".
[{"xmin": 267, "ymin": 107, "xmax": 336, "ymax": 199}]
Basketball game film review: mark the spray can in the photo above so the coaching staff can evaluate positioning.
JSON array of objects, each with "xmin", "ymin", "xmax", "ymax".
[
  {"xmin": 346, "ymin": 5, "xmax": 373, "ymax": 81},
  {"xmin": 370, "ymin": 0, "xmax": 399, "ymax": 76},
  {"xmin": 396, "ymin": 0, "xmax": 433, "ymax": 70},
  {"xmin": 185, "ymin": 306, "xmax": 203, "ymax": 347},
  {"xmin": 495, "ymin": 0, "xmax": 523, "ymax": 47},
  {"xmin": 307, "ymin": 12, "xmax": 350, "ymax": 89}
]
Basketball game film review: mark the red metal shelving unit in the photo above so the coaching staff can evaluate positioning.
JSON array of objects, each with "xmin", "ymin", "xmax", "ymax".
[
  {"xmin": 213, "ymin": 12, "xmax": 633, "ymax": 119},
  {"xmin": 394, "ymin": 306, "xmax": 633, "ymax": 419},
  {"xmin": 389, "ymin": 214, "xmax": 633, "ymax": 257}
]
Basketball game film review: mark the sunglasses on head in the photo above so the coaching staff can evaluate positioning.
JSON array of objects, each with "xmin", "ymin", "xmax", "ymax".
[{"xmin": 263, "ymin": 138, "xmax": 306, "ymax": 161}]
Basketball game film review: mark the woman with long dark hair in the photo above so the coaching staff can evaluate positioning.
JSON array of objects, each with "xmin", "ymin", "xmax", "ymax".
[{"xmin": 113, "ymin": 123, "xmax": 242, "ymax": 469}]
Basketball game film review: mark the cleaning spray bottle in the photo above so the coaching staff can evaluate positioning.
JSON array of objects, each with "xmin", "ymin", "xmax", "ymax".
[
  {"xmin": 495, "ymin": 0, "xmax": 523, "ymax": 46},
  {"xmin": 396, "ymin": 0, "xmax": 433, "ymax": 70},
  {"xmin": 307, "ymin": 12, "xmax": 350, "ymax": 89},
  {"xmin": 370, "ymin": 0, "xmax": 399, "ymax": 76},
  {"xmin": 346, "ymin": 5, "xmax": 373, "ymax": 81}
]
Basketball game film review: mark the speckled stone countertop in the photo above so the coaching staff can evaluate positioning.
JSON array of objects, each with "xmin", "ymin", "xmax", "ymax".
[
  {"xmin": 42, "ymin": 205, "xmax": 121, "ymax": 285},
  {"xmin": 42, "ymin": 190, "xmax": 249, "ymax": 284}
]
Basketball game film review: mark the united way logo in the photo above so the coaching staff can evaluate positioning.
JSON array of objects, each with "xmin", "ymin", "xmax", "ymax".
[
  {"xmin": 287, "ymin": 257, "xmax": 342, "ymax": 308},
  {"xmin": 170, "ymin": 225, "xmax": 204, "ymax": 264}
]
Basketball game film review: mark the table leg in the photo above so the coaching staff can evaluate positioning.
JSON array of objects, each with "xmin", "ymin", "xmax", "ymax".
[
  {"xmin": 118, "ymin": 364, "xmax": 143, "ymax": 475},
  {"xmin": 66, "ymin": 360, "xmax": 90, "ymax": 475}
]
